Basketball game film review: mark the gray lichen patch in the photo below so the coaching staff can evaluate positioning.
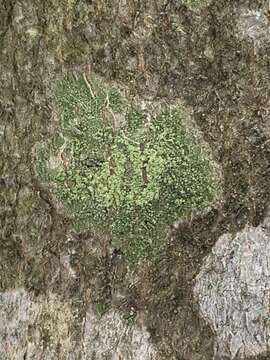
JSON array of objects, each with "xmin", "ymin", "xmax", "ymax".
[
  {"xmin": 83, "ymin": 305, "xmax": 157, "ymax": 360},
  {"xmin": 194, "ymin": 226, "xmax": 270, "ymax": 359},
  {"xmin": 0, "ymin": 288, "xmax": 157, "ymax": 360},
  {"xmin": 237, "ymin": 7, "xmax": 270, "ymax": 46},
  {"xmin": 0, "ymin": 289, "xmax": 37, "ymax": 360},
  {"xmin": 0, "ymin": 288, "xmax": 77, "ymax": 360}
]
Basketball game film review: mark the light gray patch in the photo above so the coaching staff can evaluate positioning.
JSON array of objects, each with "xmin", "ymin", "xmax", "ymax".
[
  {"xmin": 194, "ymin": 226, "xmax": 270, "ymax": 359},
  {"xmin": 0, "ymin": 288, "xmax": 78, "ymax": 360},
  {"xmin": 83, "ymin": 305, "xmax": 157, "ymax": 360},
  {"xmin": 0, "ymin": 289, "xmax": 37, "ymax": 360},
  {"xmin": 237, "ymin": 8, "xmax": 270, "ymax": 46},
  {"xmin": 0, "ymin": 288, "xmax": 156, "ymax": 360}
]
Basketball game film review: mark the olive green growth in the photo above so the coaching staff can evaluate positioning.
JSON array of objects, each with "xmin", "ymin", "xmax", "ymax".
[
  {"xmin": 36, "ymin": 74, "xmax": 217, "ymax": 264},
  {"xmin": 95, "ymin": 302, "xmax": 110, "ymax": 318}
]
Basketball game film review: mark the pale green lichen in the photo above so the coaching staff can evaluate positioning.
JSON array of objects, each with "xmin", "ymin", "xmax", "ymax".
[{"xmin": 36, "ymin": 74, "xmax": 218, "ymax": 264}]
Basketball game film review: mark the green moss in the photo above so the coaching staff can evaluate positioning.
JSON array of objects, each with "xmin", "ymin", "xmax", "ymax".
[
  {"xmin": 123, "ymin": 308, "xmax": 137, "ymax": 325},
  {"xmin": 36, "ymin": 74, "xmax": 218, "ymax": 264},
  {"xmin": 95, "ymin": 302, "xmax": 110, "ymax": 318}
]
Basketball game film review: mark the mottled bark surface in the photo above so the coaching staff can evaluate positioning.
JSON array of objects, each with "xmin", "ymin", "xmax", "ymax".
[
  {"xmin": 1, "ymin": 0, "xmax": 270, "ymax": 359},
  {"xmin": 195, "ymin": 225, "xmax": 270, "ymax": 359}
]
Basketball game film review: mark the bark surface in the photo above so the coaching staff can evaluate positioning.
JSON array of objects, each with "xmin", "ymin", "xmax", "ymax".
[{"xmin": 1, "ymin": 0, "xmax": 270, "ymax": 359}]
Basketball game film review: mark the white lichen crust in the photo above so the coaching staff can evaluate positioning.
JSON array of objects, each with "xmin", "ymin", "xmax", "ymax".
[
  {"xmin": 0, "ymin": 288, "xmax": 157, "ymax": 360},
  {"xmin": 194, "ymin": 225, "xmax": 270, "ymax": 359}
]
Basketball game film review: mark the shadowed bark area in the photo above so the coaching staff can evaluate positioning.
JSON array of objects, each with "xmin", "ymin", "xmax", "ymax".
[{"xmin": 1, "ymin": 0, "xmax": 270, "ymax": 359}]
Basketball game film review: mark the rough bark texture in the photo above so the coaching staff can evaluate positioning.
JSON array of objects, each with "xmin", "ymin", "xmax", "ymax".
[
  {"xmin": 0, "ymin": 288, "xmax": 156, "ymax": 359},
  {"xmin": 1, "ymin": 0, "xmax": 270, "ymax": 359},
  {"xmin": 194, "ymin": 224, "xmax": 270, "ymax": 359}
]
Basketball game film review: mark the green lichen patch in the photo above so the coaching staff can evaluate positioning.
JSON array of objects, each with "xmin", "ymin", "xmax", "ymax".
[
  {"xmin": 95, "ymin": 302, "xmax": 111, "ymax": 318},
  {"xmin": 36, "ymin": 74, "xmax": 218, "ymax": 264}
]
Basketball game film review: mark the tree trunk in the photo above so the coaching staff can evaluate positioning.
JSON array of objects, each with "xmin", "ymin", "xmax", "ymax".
[{"xmin": 1, "ymin": 0, "xmax": 270, "ymax": 359}]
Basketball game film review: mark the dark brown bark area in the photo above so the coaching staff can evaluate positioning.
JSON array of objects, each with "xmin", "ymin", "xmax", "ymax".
[{"xmin": 1, "ymin": 0, "xmax": 270, "ymax": 359}]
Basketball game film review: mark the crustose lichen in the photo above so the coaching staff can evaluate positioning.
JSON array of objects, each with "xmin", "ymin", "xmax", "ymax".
[{"xmin": 36, "ymin": 74, "xmax": 218, "ymax": 263}]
